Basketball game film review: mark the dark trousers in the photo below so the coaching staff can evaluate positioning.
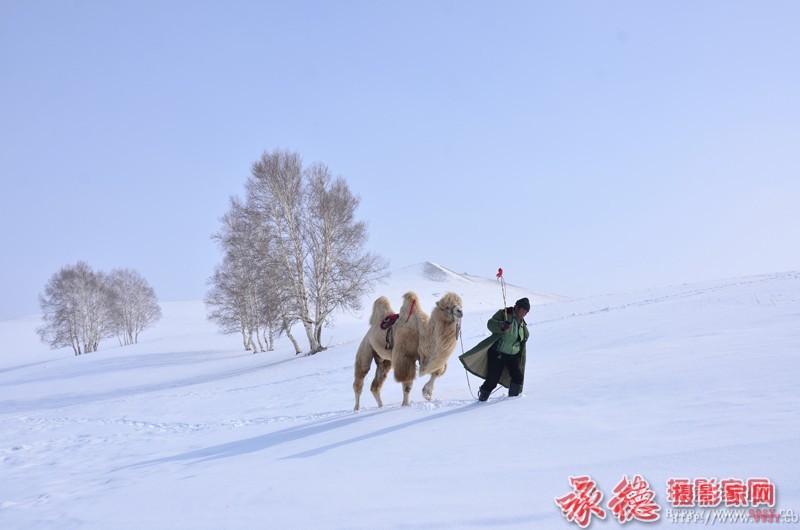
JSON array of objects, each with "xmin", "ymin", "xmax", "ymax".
[{"xmin": 480, "ymin": 347, "xmax": 524, "ymax": 393}]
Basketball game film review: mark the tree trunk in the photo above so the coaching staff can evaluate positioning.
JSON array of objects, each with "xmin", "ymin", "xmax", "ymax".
[
  {"xmin": 313, "ymin": 324, "xmax": 326, "ymax": 353},
  {"xmin": 286, "ymin": 329, "xmax": 303, "ymax": 355},
  {"xmin": 302, "ymin": 319, "xmax": 322, "ymax": 353},
  {"xmin": 264, "ymin": 326, "xmax": 274, "ymax": 352},
  {"xmin": 254, "ymin": 325, "xmax": 264, "ymax": 353}
]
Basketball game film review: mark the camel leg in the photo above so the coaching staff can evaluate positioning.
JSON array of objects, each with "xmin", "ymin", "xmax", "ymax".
[
  {"xmin": 422, "ymin": 364, "xmax": 447, "ymax": 401},
  {"xmin": 353, "ymin": 367, "xmax": 367, "ymax": 411},
  {"xmin": 353, "ymin": 337, "xmax": 374, "ymax": 411},
  {"xmin": 422, "ymin": 374, "xmax": 438, "ymax": 401},
  {"xmin": 370, "ymin": 355, "xmax": 391, "ymax": 408},
  {"xmin": 401, "ymin": 381, "xmax": 413, "ymax": 406}
]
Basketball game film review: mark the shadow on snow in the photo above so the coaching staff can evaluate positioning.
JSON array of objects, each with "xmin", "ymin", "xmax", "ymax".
[{"xmin": 121, "ymin": 400, "xmax": 495, "ymax": 470}]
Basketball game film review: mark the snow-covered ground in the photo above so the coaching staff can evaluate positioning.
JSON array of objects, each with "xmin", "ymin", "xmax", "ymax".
[{"xmin": 1, "ymin": 263, "xmax": 799, "ymax": 529}]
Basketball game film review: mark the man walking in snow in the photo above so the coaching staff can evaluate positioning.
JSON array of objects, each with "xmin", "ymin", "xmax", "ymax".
[{"xmin": 459, "ymin": 297, "xmax": 530, "ymax": 401}]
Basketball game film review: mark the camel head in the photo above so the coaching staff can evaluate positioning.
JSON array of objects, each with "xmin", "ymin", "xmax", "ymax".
[{"xmin": 435, "ymin": 292, "xmax": 464, "ymax": 323}]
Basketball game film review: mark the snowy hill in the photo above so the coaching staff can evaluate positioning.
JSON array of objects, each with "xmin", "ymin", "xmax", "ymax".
[
  {"xmin": 1, "ymin": 267, "xmax": 799, "ymax": 529},
  {"xmin": 380, "ymin": 261, "xmax": 567, "ymax": 311}
]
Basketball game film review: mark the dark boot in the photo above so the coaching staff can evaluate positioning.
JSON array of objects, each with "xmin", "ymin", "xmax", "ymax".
[
  {"xmin": 478, "ymin": 387, "xmax": 490, "ymax": 402},
  {"xmin": 508, "ymin": 383, "xmax": 523, "ymax": 397}
]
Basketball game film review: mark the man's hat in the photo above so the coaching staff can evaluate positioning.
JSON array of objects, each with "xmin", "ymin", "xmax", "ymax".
[{"xmin": 515, "ymin": 297, "xmax": 530, "ymax": 312}]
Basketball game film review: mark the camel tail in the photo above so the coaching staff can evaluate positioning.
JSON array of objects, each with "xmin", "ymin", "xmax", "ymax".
[{"xmin": 393, "ymin": 351, "xmax": 417, "ymax": 382}]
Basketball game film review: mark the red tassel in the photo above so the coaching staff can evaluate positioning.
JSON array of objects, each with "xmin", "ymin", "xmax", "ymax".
[{"xmin": 406, "ymin": 298, "xmax": 416, "ymax": 322}]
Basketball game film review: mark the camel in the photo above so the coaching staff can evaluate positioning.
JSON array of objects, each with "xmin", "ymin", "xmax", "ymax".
[{"xmin": 353, "ymin": 291, "xmax": 464, "ymax": 410}]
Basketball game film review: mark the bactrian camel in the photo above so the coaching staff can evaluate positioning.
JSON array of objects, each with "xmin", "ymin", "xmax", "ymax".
[{"xmin": 353, "ymin": 291, "xmax": 463, "ymax": 410}]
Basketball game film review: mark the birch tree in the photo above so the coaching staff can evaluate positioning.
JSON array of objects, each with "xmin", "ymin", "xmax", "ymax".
[
  {"xmin": 38, "ymin": 263, "xmax": 162, "ymax": 354},
  {"xmin": 208, "ymin": 149, "xmax": 387, "ymax": 354},
  {"xmin": 244, "ymin": 149, "xmax": 387, "ymax": 354},
  {"xmin": 37, "ymin": 261, "xmax": 115, "ymax": 355},
  {"xmin": 206, "ymin": 255, "xmax": 259, "ymax": 351},
  {"xmin": 107, "ymin": 268, "xmax": 162, "ymax": 346},
  {"xmin": 206, "ymin": 196, "xmax": 296, "ymax": 352},
  {"xmin": 305, "ymin": 162, "xmax": 387, "ymax": 348},
  {"xmin": 247, "ymin": 150, "xmax": 322, "ymax": 352}
]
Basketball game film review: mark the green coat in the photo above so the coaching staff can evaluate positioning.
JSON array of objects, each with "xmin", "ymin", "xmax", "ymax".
[{"xmin": 458, "ymin": 307, "xmax": 529, "ymax": 389}]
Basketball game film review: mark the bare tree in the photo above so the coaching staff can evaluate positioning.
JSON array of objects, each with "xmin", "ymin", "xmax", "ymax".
[
  {"xmin": 38, "ymin": 262, "xmax": 162, "ymax": 354},
  {"xmin": 107, "ymin": 268, "xmax": 162, "ymax": 346},
  {"xmin": 208, "ymin": 149, "xmax": 387, "ymax": 354},
  {"xmin": 247, "ymin": 150, "xmax": 322, "ymax": 351},
  {"xmin": 37, "ymin": 261, "xmax": 115, "ymax": 355},
  {"xmin": 207, "ymin": 198, "xmax": 261, "ymax": 351},
  {"xmin": 243, "ymin": 149, "xmax": 387, "ymax": 354},
  {"xmin": 206, "ymin": 256, "xmax": 257, "ymax": 351},
  {"xmin": 304, "ymin": 162, "xmax": 387, "ymax": 348},
  {"xmin": 254, "ymin": 254, "xmax": 302, "ymax": 353},
  {"xmin": 207, "ymin": 197, "xmax": 296, "ymax": 353}
]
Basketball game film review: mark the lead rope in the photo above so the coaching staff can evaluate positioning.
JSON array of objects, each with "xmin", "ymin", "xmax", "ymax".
[
  {"xmin": 458, "ymin": 323, "xmax": 478, "ymax": 399},
  {"xmin": 463, "ymin": 266, "xmax": 508, "ymax": 402},
  {"xmin": 462, "ymin": 318, "xmax": 504, "ymax": 401}
]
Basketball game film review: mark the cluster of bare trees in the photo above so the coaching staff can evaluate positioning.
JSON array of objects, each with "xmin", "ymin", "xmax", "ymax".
[
  {"xmin": 206, "ymin": 149, "xmax": 387, "ymax": 355},
  {"xmin": 37, "ymin": 262, "xmax": 162, "ymax": 355}
]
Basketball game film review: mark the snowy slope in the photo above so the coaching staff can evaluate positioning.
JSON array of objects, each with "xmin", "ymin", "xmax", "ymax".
[{"xmin": 1, "ymin": 266, "xmax": 799, "ymax": 529}]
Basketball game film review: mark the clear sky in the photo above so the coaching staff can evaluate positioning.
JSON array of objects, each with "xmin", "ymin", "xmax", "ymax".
[{"xmin": 2, "ymin": 1, "xmax": 799, "ymax": 319}]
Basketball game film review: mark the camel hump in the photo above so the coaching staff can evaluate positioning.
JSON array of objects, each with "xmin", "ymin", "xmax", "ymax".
[
  {"xmin": 369, "ymin": 296, "xmax": 394, "ymax": 327},
  {"xmin": 402, "ymin": 291, "xmax": 419, "ymax": 302},
  {"xmin": 400, "ymin": 291, "xmax": 419, "ymax": 312},
  {"xmin": 399, "ymin": 291, "xmax": 429, "ymax": 325}
]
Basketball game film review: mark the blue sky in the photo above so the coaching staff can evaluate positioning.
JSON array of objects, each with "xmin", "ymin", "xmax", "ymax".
[{"xmin": 2, "ymin": 1, "xmax": 799, "ymax": 319}]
